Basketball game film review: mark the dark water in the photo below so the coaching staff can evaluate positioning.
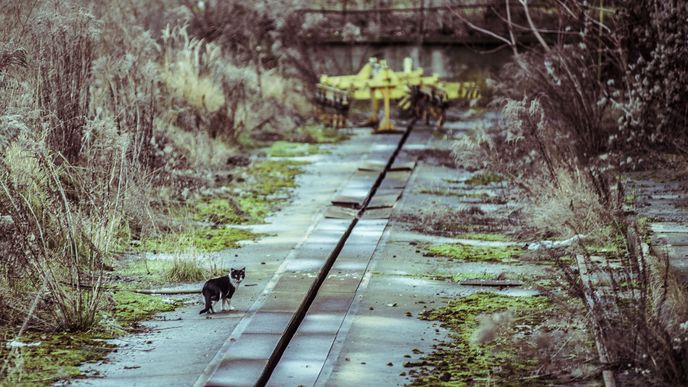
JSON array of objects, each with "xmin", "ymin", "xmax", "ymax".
[{"xmin": 304, "ymin": 42, "xmax": 512, "ymax": 79}]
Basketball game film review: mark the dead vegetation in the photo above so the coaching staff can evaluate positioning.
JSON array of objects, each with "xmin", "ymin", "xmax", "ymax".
[
  {"xmin": 0, "ymin": 0, "xmax": 319, "ymax": 382},
  {"xmin": 454, "ymin": 1, "xmax": 688, "ymax": 384}
]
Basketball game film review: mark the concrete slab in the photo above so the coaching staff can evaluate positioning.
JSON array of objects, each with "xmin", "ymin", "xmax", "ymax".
[
  {"xmin": 220, "ymin": 333, "xmax": 282, "ymax": 361},
  {"xmin": 361, "ymin": 208, "xmax": 393, "ymax": 219},
  {"xmin": 367, "ymin": 190, "xmax": 401, "ymax": 209},
  {"xmin": 298, "ymin": 313, "xmax": 347, "ymax": 335},
  {"xmin": 242, "ymin": 312, "xmax": 294, "ymax": 335},
  {"xmin": 650, "ymin": 223, "xmax": 688, "ymax": 233},
  {"xmin": 390, "ymin": 160, "xmax": 417, "ymax": 171},
  {"xmin": 324, "ymin": 206, "xmax": 357, "ymax": 219},
  {"xmin": 358, "ymin": 161, "xmax": 387, "ymax": 171},
  {"xmin": 205, "ymin": 359, "xmax": 268, "ymax": 387},
  {"xmin": 653, "ymin": 233, "xmax": 688, "ymax": 246}
]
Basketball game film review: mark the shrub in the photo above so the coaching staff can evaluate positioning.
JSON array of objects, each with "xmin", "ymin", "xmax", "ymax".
[{"xmin": 31, "ymin": 6, "xmax": 98, "ymax": 164}]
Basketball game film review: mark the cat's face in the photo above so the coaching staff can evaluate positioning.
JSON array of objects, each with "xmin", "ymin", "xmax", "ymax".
[{"xmin": 230, "ymin": 267, "xmax": 245, "ymax": 284}]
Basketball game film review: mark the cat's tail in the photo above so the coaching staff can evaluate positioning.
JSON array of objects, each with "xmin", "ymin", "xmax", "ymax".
[{"xmin": 199, "ymin": 294, "xmax": 212, "ymax": 314}]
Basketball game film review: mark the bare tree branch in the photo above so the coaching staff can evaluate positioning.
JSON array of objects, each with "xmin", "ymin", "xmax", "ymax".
[
  {"xmin": 446, "ymin": 5, "xmax": 514, "ymax": 48},
  {"xmin": 505, "ymin": 0, "xmax": 518, "ymax": 55},
  {"xmin": 519, "ymin": 0, "xmax": 550, "ymax": 52}
]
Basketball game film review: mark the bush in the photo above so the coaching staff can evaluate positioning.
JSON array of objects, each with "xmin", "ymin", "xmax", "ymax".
[{"xmin": 616, "ymin": 1, "xmax": 688, "ymax": 152}]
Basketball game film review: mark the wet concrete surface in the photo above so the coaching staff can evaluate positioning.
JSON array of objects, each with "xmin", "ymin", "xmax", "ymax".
[
  {"xmin": 198, "ymin": 131, "xmax": 405, "ymax": 385},
  {"xmin": 627, "ymin": 177, "xmax": 688, "ymax": 282},
  {"xmin": 307, "ymin": 123, "xmax": 543, "ymax": 386},
  {"xmin": 71, "ymin": 128, "xmax": 399, "ymax": 387},
  {"xmin": 73, "ymin": 115, "xmax": 548, "ymax": 386}
]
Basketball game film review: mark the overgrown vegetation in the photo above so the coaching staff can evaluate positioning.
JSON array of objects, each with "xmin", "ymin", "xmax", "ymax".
[
  {"xmin": 0, "ymin": 0, "xmax": 323, "ymax": 382},
  {"xmin": 425, "ymin": 243, "xmax": 523, "ymax": 263},
  {"xmin": 411, "ymin": 292, "xmax": 597, "ymax": 385},
  {"xmin": 454, "ymin": 1, "xmax": 688, "ymax": 384}
]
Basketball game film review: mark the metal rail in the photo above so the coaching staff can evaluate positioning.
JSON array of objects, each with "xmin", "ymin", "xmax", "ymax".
[
  {"xmin": 255, "ymin": 124, "xmax": 413, "ymax": 386},
  {"xmin": 195, "ymin": 122, "xmax": 415, "ymax": 387}
]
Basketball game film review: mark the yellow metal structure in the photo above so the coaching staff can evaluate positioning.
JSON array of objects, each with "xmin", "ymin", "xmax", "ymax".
[{"xmin": 316, "ymin": 57, "xmax": 481, "ymax": 132}]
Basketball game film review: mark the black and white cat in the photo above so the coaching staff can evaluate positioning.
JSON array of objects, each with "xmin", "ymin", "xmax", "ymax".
[{"xmin": 199, "ymin": 267, "xmax": 245, "ymax": 314}]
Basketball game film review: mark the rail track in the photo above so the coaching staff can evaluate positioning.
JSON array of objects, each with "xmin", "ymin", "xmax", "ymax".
[{"xmin": 194, "ymin": 121, "xmax": 416, "ymax": 387}]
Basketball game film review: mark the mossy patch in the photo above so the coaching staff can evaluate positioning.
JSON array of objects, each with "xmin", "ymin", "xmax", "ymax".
[
  {"xmin": 456, "ymin": 233, "xmax": 513, "ymax": 242},
  {"xmin": 0, "ymin": 290, "xmax": 179, "ymax": 385},
  {"xmin": 410, "ymin": 292, "xmax": 549, "ymax": 385},
  {"xmin": 266, "ymin": 141, "xmax": 320, "ymax": 157},
  {"xmin": 246, "ymin": 159, "xmax": 304, "ymax": 197},
  {"xmin": 112, "ymin": 290, "xmax": 179, "ymax": 323},
  {"xmin": 465, "ymin": 172, "xmax": 503, "ymax": 186},
  {"xmin": 142, "ymin": 160, "xmax": 302, "ymax": 253},
  {"xmin": 1, "ymin": 331, "xmax": 115, "ymax": 386},
  {"xmin": 139, "ymin": 227, "xmax": 258, "ymax": 254},
  {"xmin": 192, "ymin": 160, "xmax": 303, "ymax": 225},
  {"xmin": 425, "ymin": 243, "xmax": 523, "ymax": 262},
  {"xmin": 296, "ymin": 124, "xmax": 350, "ymax": 144},
  {"xmin": 419, "ymin": 188, "xmax": 464, "ymax": 197}
]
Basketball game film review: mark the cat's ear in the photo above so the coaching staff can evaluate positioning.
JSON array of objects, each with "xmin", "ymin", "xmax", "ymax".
[{"xmin": 240, "ymin": 267, "xmax": 245, "ymax": 271}]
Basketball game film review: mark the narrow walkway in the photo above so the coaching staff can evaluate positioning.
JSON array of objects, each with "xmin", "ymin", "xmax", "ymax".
[
  {"xmin": 73, "ymin": 129, "xmax": 399, "ymax": 387},
  {"xmin": 627, "ymin": 176, "xmax": 688, "ymax": 282},
  {"xmin": 196, "ymin": 130, "xmax": 410, "ymax": 385}
]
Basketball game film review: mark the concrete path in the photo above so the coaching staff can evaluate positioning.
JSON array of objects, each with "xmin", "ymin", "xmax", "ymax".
[
  {"xmin": 75, "ymin": 115, "xmax": 547, "ymax": 387},
  {"xmin": 626, "ymin": 177, "xmax": 688, "ymax": 282},
  {"xmin": 72, "ymin": 129, "xmax": 400, "ymax": 387}
]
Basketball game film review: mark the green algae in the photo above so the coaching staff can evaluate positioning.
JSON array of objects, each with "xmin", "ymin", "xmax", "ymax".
[
  {"xmin": 425, "ymin": 243, "xmax": 523, "ymax": 263},
  {"xmin": 411, "ymin": 292, "xmax": 549, "ymax": 385},
  {"xmin": 266, "ymin": 141, "xmax": 320, "ymax": 157},
  {"xmin": 465, "ymin": 173, "xmax": 504, "ymax": 186}
]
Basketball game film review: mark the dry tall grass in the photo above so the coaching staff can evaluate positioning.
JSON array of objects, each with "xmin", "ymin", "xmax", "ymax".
[{"xmin": 455, "ymin": 1, "xmax": 688, "ymax": 383}]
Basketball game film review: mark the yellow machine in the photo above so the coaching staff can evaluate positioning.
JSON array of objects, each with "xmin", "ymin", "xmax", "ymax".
[{"xmin": 315, "ymin": 57, "xmax": 480, "ymax": 132}]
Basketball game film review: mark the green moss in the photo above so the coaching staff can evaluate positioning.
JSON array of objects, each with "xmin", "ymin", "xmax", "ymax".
[
  {"xmin": 1, "ymin": 290, "xmax": 180, "ymax": 385},
  {"xmin": 624, "ymin": 194, "xmax": 636, "ymax": 206},
  {"xmin": 429, "ymin": 272, "xmax": 494, "ymax": 283},
  {"xmin": 112, "ymin": 290, "xmax": 178, "ymax": 323},
  {"xmin": 2, "ymin": 331, "xmax": 115, "ymax": 386},
  {"xmin": 247, "ymin": 159, "xmax": 304, "ymax": 196},
  {"xmin": 119, "ymin": 258, "xmax": 168, "ymax": 285},
  {"xmin": 266, "ymin": 141, "xmax": 320, "ymax": 157},
  {"xmin": 297, "ymin": 124, "xmax": 350, "ymax": 144},
  {"xmin": 456, "ymin": 233, "xmax": 512, "ymax": 242},
  {"xmin": 191, "ymin": 160, "xmax": 304, "ymax": 226},
  {"xmin": 419, "ymin": 188, "xmax": 465, "ymax": 197},
  {"xmin": 425, "ymin": 243, "xmax": 523, "ymax": 262},
  {"xmin": 411, "ymin": 292, "xmax": 549, "ymax": 385},
  {"xmin": 193, "ymin": 198, "xmax": 245, "ymax": 224},
  {"xmin": 142, "ymin": 160, "xmax": 303, "ymax": 253},
  {"xmin": 139, "ymin": 227, "xmax": 258, "ymax": 253},
  {"xmin": 465, "ymin": 173, "xmax": 503, "ymax": 186}
]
